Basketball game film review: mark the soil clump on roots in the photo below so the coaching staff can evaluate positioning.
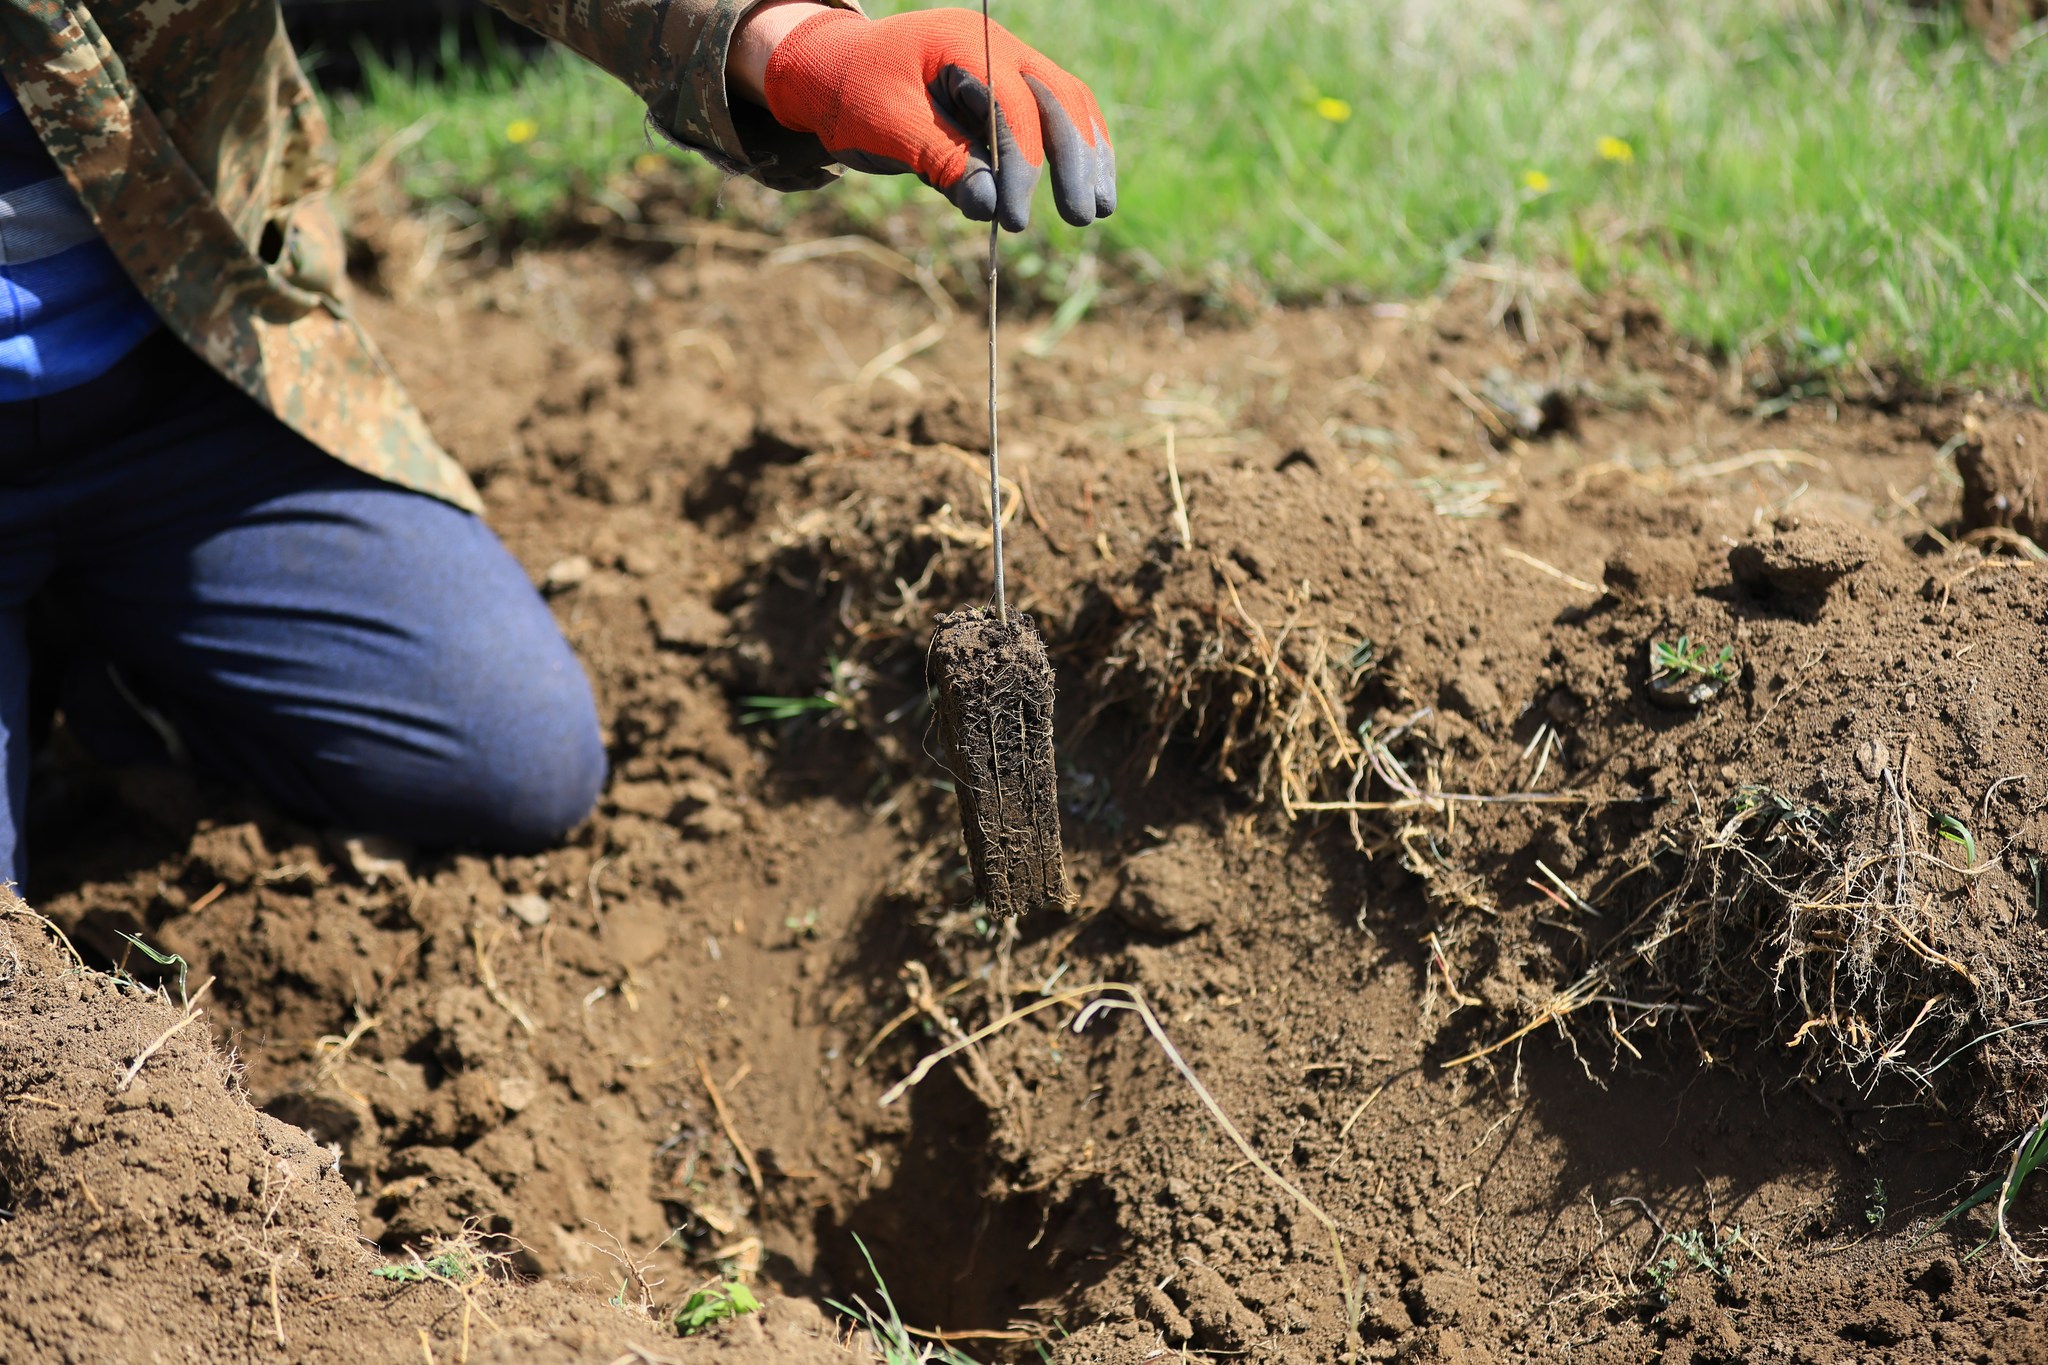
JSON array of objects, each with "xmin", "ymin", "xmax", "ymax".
[
  {"xmin": 7, "ymin": 231, "xmax": 2048, "ymax": 1363},
  {"xmin": 930, "ymin": 607, "xmax": 1073, "ymax": 919}
]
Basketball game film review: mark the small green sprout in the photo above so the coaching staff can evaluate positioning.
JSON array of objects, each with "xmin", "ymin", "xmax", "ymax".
[
  {"xmin": 1669, "ymin": 1227, "xmax": 1734, "ymax": 1280},
  {"xmin": 1728, "ymin": 784, "xmax": 1834, "ymax": 840},
  {"xmin": 116, "ymin": 932, "xmax": 189, "ymax": 1007},
  {"xmin": 740, "ymin": 694, "xmax": 845, "ymax": 724},
  {"xmin": 830, "ymin": 1234, "xmax": 980, "ymax": 1364},
  {"xmin": 675, "ymin": 1280, "xmax": 761, "ymax": 1335},
  {"xmin": 373, "ymin": 1249, "xmax": 479, "ymax": 1284},
  {"xmin": 1643, "ymin": 1224, "xmax": 1746, "ymax": 1291},
  {"xmin": 1649, "ymin": 636, "xmax": 1737, "ymax": 683},
  {"xmin": 1646, "ymin": 635, "xmax": 1739, "ymax": 709},
  {"xmin": 1866, "ymin": 1178, "xmax": 1888, "ymax": 1226},
  {"xmin": 739, "ymin": 655, "xmax": 863, "ymax": 726},
  {"xmin": 1934, "ymin": 813, "xmax": 1978, "ymax": 865}
]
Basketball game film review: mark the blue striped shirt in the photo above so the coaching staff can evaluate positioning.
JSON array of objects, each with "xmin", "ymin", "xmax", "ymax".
[{"xmin": 1, "ymin": 80, "xmax": 158, "ymax": 402}]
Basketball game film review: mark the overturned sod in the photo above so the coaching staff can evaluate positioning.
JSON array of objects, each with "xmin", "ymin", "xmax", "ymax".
[{"xmin": 930, "ymin": 607, "xmax": 1074, "ymax": 919}]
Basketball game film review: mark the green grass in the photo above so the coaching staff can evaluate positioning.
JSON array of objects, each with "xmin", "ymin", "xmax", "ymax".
[
  {"xmin": 322, "ymin": 30, "xmax": 699, "ymax": 235},
  {"xmin": 828, "ymin": 1236, "xmax": 982, "ymax": 1364},
  {"xmin": 1925, "ymin": 1107, "xmax": 2048, "ymax": 1261},
  {"xmin": 323, "ymin": 1, "xmax": 2048, "ymax": 388}
]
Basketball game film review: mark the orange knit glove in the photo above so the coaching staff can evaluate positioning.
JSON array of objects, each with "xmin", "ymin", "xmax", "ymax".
[{"xmin": 763, "ymin": 8, "xmax": 1115, "ymax": 230}]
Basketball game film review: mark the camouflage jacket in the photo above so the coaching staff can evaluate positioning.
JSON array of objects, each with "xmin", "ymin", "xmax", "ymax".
[{"xmin": 0, "ymin": 0, "xmax": 857, "ymax": 511}]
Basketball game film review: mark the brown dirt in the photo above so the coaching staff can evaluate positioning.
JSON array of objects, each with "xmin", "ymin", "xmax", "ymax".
[
  {"xmin": 9, "ymin": 225, "xmax": 2048, "ymax": 1364},
  {"xmin": 0, "ymin": 905, "xmax": 851, "ymax": 1364},
  {"xmin": 1957, "ymin": 405, "xmax": 2048, "ymax": 547}
]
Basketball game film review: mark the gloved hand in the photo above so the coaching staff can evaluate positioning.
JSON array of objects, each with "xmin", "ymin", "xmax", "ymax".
[{"xmin": 762, "ymin": 8, "xmax": 1115, "ymax": 231}]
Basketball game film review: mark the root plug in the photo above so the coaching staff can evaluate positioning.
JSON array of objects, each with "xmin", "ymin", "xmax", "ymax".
[{"xmin": 931, "ymin": 606, "xmax": 1073, "ymax": 918}]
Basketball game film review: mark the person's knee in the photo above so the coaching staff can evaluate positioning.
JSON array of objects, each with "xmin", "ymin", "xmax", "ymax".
[
  {"xmin": 308, "ymin": 643, "xmax": 607, "ymax": 853},
  {"xmin": 440, "ymin": 665, "xmax": 607, "ymax": 851}
]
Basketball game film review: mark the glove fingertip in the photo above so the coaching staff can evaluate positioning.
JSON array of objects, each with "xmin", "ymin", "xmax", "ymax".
[
  {"xmin": 1095, "ymin": 126, "xmax": 1118, "ymax": 219},
  {"xmin": 1054, "ymin": 161, "xmax": 1098, "ymax": 227},
  {"xmin": 951, "ymin": 167, "xmax": 999, "ymax": 223}
]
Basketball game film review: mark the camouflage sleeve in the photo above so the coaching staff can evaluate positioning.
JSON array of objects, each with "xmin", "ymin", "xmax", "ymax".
[{"xmin": 478, "ymin": 0, "xmax": 863, "ymax": 192}]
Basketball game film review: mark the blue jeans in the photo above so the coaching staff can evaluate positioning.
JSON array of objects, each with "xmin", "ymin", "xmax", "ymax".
[{"xmin": 0, "ymin": 334, "xmax": 606, "ymax": 890}]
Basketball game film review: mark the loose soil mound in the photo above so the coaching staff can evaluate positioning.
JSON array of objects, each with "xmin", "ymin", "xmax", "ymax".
[
  {"xmin": 11, "ymin": 230, "xmax": 2048, "ymax": 1363},
  {"xmin": 0, "ymin": 906, "xmax": 850, "ymax": 1363}
]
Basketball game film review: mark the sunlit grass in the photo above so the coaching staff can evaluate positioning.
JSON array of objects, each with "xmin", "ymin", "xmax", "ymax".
[{"xmin": 324, "ymin": 0, "xmax": 2048, "ymax": 388}]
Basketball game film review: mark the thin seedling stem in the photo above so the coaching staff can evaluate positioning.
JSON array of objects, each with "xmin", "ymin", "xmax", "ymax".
[{"xmin": 983, "ymin": 0, "xmax": 1006, "ymax": 621}]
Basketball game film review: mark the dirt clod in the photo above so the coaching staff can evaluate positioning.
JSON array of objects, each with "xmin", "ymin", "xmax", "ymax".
[
  {"xmin": 1728, "ymin": 517, "xmax": 1878, "ymax": 598},
  {"xmin": 1112, "ymin": 832, "xmax": 1222, "ymax": 937},
  {"xmin": 1958, "ymin": 413, "xmax": 2048, "ymax": 544},
  {"xmin": 1174, "ymin": 1259, "xmax": 1265, "ymax": 1351},
  {"xmin": 1604, "ymin": 535, "xmax": 1702, "ymax": 600},
  {"xmin": 505, "ymin": 892, "xmax": 551, "ymax": 926}
]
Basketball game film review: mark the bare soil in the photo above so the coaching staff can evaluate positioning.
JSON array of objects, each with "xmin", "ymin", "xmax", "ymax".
[{"xmin": 8, "ymin": 224, "xmax": 2048, "ymax": 1364}]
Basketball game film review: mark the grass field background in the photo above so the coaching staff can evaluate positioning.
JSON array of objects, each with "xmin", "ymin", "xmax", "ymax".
[{"xmin": 321, "ymin": 0, "xmax": 2048, "ymax": 390}]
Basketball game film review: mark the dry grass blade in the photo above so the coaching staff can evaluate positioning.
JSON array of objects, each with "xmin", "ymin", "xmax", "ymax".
[
  {"xmin": 1676, "ymin": 448, "xmax": 1829, "ymax": 481},
  {"xmin": 1435, "ymin": 366, "xmax": 1511, "ymax": 440},
  {"xmin": 305, "ymin": 1007, "xmax": 379, "ymax": 1099},
  {"xmin": 693, "ymin": 1049, "xmax": 765, "ymax": 1196},
  {"xmin": 852, "ymin": 973, "xmax": 975, "ymax": 1068},
  {"xmin": 1498, "ymin": 544, "xmax": 1603, "ymax": 595},
  {"xmin": 1960, "ymin": 525, "xmax": 2048, "ymax": 561},
  {"xmin": 116, "ymin": 977, "xmax": 213, "ymax": 1093},
  {"xmin": 880, "ymin": 982, "xmax": 1364, "ymax": 1361},
  {"xmin": 1164, "ymin": 423, "xmax": 1192, "ymax": 550},
  {"xmin": 469, "ymin": 921, "xmax": 535, "ymax": 1035}
]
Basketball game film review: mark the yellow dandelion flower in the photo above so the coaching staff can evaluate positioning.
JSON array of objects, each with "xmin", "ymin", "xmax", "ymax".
[
  {"xmin": 1521, "ymin": 169, "xmax": 1552, "ymax": 194},
  {"xmin": 1596, "ymin": 134, "xmax": 1635, "ymax": 164},
  {"xmin": 505, "ymin": 118, "xmax": 539, "ymax": 145},
  {"xmin": 633, "ymin": 152, "xmax": 667, "ymax": 175},
  {"xmin": 1313, "ymin": 96, "xmax": 1353, "ymax": 125}
]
